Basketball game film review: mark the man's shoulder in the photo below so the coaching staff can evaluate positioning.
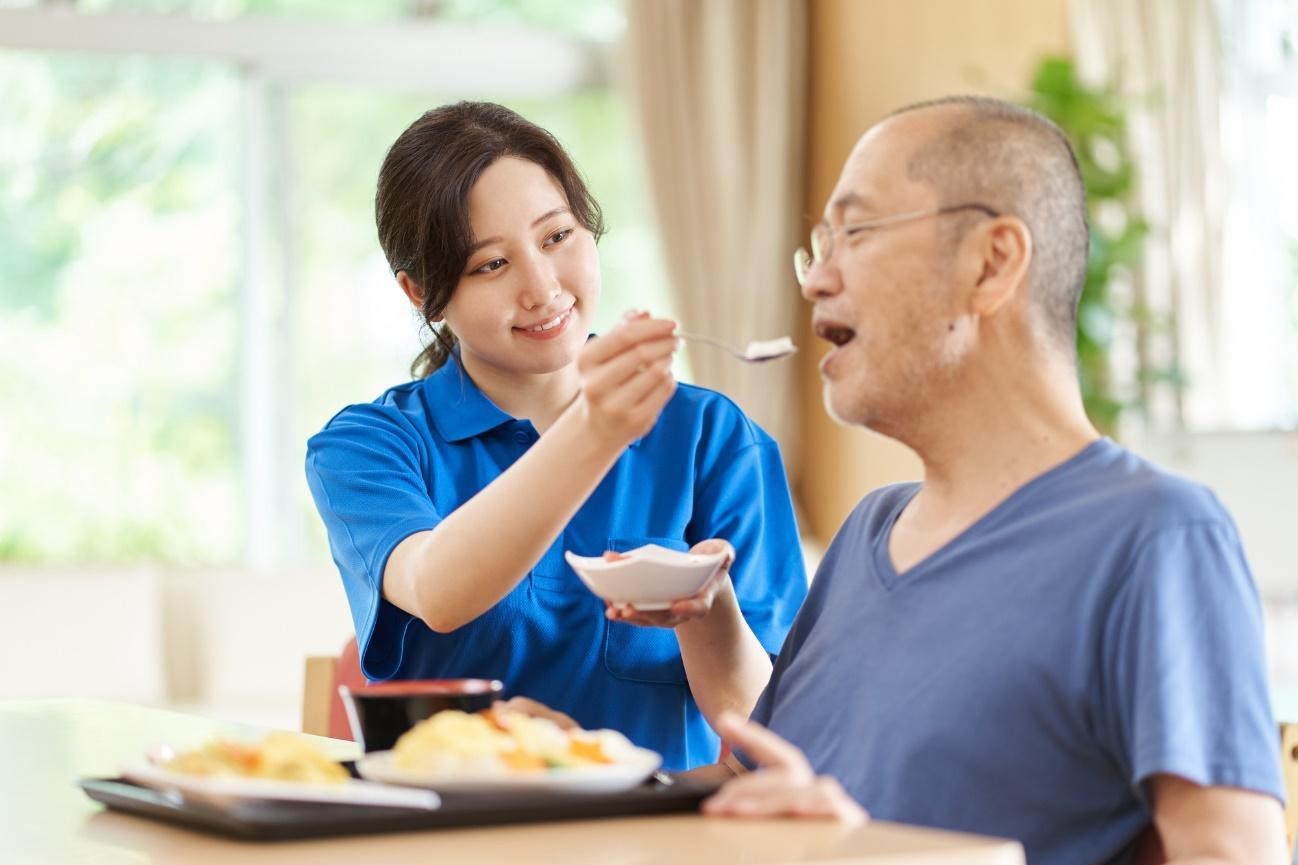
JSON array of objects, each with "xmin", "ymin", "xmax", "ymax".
[{"xmin": 1066, "ymin": 440, "xmax": 1231, "ymax": 534}]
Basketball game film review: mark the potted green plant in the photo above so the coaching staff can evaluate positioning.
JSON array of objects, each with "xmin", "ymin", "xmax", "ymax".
[{"xmin": 1025, "ymin": 56, "xmax": 1153, "ymax": 435}]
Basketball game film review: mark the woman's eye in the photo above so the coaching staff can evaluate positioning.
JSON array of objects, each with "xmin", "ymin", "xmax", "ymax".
[
  {"xmin": 544, "ymin": 228, "xmax": 573, "ymax": 247},
  {"xmin": 473, "ymin": 258, "xmax": 507, "ymax": 275}
]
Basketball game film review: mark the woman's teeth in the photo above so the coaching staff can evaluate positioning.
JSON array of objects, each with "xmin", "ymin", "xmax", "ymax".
[{"xmin": 525, "ymin": 309, "xmax": 570, "ymax": 332}]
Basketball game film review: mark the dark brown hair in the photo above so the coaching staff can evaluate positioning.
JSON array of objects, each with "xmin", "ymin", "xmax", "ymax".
[{"xmin": 375, "ymin": 101, "xmax": 606, "ymax": 377}]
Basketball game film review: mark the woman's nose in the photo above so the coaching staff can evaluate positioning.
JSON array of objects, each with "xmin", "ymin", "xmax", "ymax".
[{"xmin": 518, "ymin": 254, "xmax": 561, "ymax": 309}]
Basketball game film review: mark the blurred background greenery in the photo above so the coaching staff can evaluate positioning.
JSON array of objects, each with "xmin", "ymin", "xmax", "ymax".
[
  {"xmin": 1025, "ymin": 55, "xmax": 1155, "ymax": 436},
  {"xmin": 0, "ymin": 0, "xmax": 669, "ymax": 566}
]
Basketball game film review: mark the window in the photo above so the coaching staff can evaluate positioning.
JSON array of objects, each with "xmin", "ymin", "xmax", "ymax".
[
  {"xmin": 0, "ymin": 1, "xmax": 670, "ymax": 568},
  {"xmin": 1209, "ymin": 0, "xmax": 1298, "ymax": 429}
]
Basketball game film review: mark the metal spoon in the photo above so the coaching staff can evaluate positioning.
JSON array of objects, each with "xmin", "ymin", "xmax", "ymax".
[{"xmin": 676, "ymin": 332, "xmax": 798, "ymax": 363}]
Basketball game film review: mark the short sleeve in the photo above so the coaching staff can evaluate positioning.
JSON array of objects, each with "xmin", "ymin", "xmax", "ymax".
[
  {"xmin": 1102, "ymin": 520, "xmax": 1284, "ymax": 802},
  {"xmin": 305, "ymin": 404, "xmax": 443, "ymax": 680},
  {"xmin": 689, "ymin": 437, "xmax": 808, "ymax": 657}
]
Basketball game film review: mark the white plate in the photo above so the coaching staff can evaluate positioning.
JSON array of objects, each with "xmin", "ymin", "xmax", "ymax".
[
  {"xmin": 564, "ymin": 544, "xmax": 726, "ymax": 610},
  {"xmin": 355, "ymin": 746, "xmax": 662, "ymax": 794},
  {"xmin": 123, "ymin": 763, "xmax": 441, "ymax": 810}
]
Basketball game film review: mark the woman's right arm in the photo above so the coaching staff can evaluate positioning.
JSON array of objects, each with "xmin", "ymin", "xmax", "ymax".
[{"xmin": 382, "ymin": 316, "xmax": 677, "ymax": 633}]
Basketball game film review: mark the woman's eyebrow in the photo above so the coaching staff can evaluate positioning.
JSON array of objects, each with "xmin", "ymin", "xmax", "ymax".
[
  {"xmin": 530, "ymin": 206, "xmax": 571, "ymax": 227},
  {"xmin": 467, "ymin": 207, "xmax": 573, "ymax": 255}
]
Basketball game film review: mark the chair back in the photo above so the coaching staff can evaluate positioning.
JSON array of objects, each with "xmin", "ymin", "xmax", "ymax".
[{"xmin": 301, "ymin": 637, "xmax": 365, "ymax": 740}]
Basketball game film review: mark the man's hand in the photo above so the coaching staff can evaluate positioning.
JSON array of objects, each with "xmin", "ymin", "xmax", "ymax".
[
  {"xmin": 605, "ymin": 540, "xmax": 736, "ymax": 628},
  {"xmin": 701, "ymin": 712, "xmax": 868, "ymax": 823}
]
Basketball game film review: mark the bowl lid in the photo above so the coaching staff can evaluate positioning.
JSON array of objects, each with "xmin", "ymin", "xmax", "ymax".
[{"xmin": 349, "ymin": 678, "xmax": 503, "ymax": 697}]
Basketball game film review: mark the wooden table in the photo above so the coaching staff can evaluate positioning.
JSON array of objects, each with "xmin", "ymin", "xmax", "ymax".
[{"xmin": 0, "ymin": 699, "xmax": 1024, "ymax": 864}]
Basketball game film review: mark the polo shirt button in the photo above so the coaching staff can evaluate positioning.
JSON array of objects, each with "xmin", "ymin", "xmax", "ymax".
[{"xmin": 513, "ymin": 430, "xmax": 530, "ymax": 444}]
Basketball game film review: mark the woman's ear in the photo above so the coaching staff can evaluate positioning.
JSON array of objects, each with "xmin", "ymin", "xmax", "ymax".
[
  {"xmin": 396, "ymin": 271, "xmax": 426, "ymax": 311},
  {"xmin": 397, "ymin": 271, "xmax": 445, "ymax": 322}
]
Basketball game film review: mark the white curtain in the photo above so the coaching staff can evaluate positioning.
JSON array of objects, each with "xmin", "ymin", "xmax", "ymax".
[
  {"xmin": 1069, "ymin": 0, "xmax": 1228, "ymax": 429},
  {"xmin": 622, "ymin": 0, "xmax": 806, "ymax": 464}
]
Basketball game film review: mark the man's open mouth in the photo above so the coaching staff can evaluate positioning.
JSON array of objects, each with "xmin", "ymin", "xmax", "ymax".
[{"xmin": 815, "ymin": 322, "xmax": 856, "ymax": 347}]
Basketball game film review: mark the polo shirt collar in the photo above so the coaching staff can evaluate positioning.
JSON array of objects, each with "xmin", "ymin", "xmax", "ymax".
[
  {"xmin": 422, "ymin": 350, "xmax": 514, "ymax": 443},
  {"xmin": 419, "ymin": 343, "xmax": 647, "ymax": 448}
]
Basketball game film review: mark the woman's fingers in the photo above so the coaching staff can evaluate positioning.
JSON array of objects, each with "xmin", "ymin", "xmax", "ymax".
[
  {"xmin": 594, "ymin": 354, "xmax": 675, "ymax": 414},
  {"xmin": 605, "ymin": 540, "xmax": 735, "ymax": 628},
  {"xmin": 605, "ymin": 603, "xmax": 681, "ymax": 628},
  {"xmin": 580, "ymin": 335, "xmax": 678, "ymax": 400},
  {"xmin": 571, "ymin": 314, "xmax": 683, "ymax": 447},
  {"xmin": 675, "ymin": 563, "xmax": 728, "ymax": 605},
  {"xmin": 578, "ymin": 315, "xmax": 677, "ymax": 371},
  {"xmin": 690, "ymin": 538, "xmax": 736, "ymax": 572},
  {"xmin": 493, "ymin": 696, "xmax": 579, "ymax": 730}
]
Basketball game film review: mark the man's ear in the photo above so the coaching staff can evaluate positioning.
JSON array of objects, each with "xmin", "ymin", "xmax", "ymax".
[
  {"xmin": 969, "ymin": 217, "xmax": 1032, "ymax": 318},
  {"xmin": 396, "ymin": 271, "xmax": 441, "ymax": 321}
]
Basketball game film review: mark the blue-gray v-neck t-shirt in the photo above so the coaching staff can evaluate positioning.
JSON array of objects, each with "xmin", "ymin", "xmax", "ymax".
[{"xmin": 746, "ymin": 438, "xmax": 1282, "ymax": 865}]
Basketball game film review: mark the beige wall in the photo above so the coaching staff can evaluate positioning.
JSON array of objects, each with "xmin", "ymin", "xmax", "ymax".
[{"xmin": 796, "ymin": 0, "xmax": 1072, "ymax": 544}]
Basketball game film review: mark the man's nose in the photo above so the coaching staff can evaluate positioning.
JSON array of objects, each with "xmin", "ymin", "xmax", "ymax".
[{"xmin": 800, "ymin": 259, "xmax": 841, "ymax": 302}]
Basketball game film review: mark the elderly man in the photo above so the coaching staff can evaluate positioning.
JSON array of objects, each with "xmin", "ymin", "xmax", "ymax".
[{"xmin": 700, "ymin": 96, "xmax": 1287, "ymax": 865}]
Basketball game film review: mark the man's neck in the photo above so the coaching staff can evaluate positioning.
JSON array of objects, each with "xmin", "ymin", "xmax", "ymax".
[{"xmin": 885, "ymin": 353, "xmax": 1100, "ymax": 573}]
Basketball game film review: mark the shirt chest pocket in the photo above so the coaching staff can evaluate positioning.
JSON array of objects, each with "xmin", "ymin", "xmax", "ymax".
[
  {"xmin": 528, "ymin": 539, "xmax": 577, "ymax": 595},
  {"xmin": 602, "ymin": 535, "xmax": 690, "ymax": 686}
]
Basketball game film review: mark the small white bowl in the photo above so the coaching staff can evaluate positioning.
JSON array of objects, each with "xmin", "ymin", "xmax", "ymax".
[{"xmin": 563, "ymin": 544, "xmax": 727, "ymax": 610}]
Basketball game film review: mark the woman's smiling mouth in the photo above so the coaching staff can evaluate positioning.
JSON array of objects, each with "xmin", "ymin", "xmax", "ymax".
[{"xmin": 515, "ymin": 306, "xmax": 574, "ymax": 340}]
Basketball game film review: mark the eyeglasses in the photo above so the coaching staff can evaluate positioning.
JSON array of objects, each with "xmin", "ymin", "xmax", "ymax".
[{"xmin": 793, "ymin": 203, "xmax": 1000, "ymax": 286}]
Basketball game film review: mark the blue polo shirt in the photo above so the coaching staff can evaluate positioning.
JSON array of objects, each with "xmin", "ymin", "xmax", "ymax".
[{"xmin": 305, "ymin": 349, "xmax": 807, "ymax": 770}]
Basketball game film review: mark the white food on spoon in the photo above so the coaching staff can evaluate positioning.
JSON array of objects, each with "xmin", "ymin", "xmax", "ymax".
[{"xmin": 742, "ymin": 336, "xmax": 797, "ymax": 360}]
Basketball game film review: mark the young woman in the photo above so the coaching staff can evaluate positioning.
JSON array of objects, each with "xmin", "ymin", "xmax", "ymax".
[{"xmin": 305, "ymin": 102, "xmax": 805, "ymax": 770}]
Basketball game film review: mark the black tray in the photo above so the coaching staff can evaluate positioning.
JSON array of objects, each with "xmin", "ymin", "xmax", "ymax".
[{"xmin": 79, "ymin": 773, "xmax": 718, "ymax": 841}]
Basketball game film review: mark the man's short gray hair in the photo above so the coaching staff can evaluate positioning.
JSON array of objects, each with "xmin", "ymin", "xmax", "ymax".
[{"xmin": 891, "ymin": 95, "xmax": 1089, "ymax": 353}]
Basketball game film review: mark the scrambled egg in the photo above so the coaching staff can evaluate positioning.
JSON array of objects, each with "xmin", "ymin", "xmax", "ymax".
[
  {"xmin": 392, "ymin": 709, "xmax": 637, "ymax": 777},
  {"xmin": 164, "ymin": 732, "xmax": 349, "ymax": 785}
]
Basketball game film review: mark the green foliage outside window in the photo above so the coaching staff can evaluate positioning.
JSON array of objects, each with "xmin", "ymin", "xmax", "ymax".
[
  {"xmin": 1025, "ymin": 56, "xmax": 1158, "ymax": 435},
  {"xmin": 0, "ymin": 53, "xmax": 242, "ymax": 564},
  {"xmin": 0, "ymin": 0, "xmax": 660, "ymax": 566}
]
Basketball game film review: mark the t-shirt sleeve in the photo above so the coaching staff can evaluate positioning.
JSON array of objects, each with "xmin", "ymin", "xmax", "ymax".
[
  {"xmin": 690, "ymin": 436, "xmax": 808, "ymax": 658},
  {"xmin": 1102, "ymin": 519, "xmax": 1284, "ymax": 803},
  {"xmin": 305, "ymin": 404, "xmax": 442, "ymax": 680}
]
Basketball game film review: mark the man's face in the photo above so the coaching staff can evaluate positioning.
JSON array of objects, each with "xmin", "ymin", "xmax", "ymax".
[{"xmin": 801, "ymin": 111, "xmax": 972, "ymax": 432}]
